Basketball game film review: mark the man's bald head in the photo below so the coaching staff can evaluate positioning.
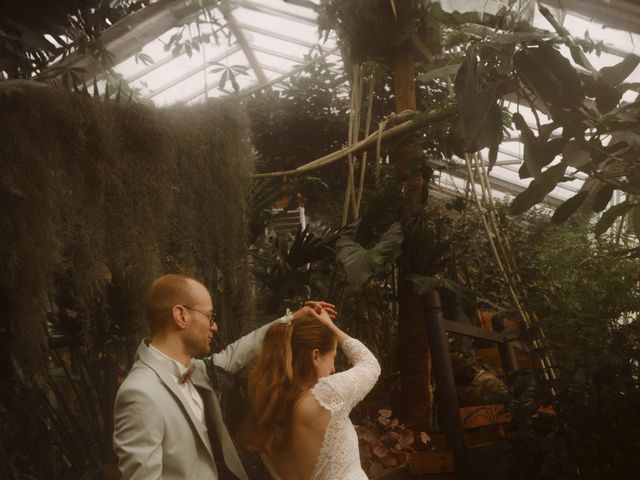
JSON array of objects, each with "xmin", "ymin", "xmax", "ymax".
[{"xmin": 145, "ymin": 274, "xmax": 208, "ymax": 334}]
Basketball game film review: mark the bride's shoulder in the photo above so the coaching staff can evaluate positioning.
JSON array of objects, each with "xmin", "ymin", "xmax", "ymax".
[
  {"xmin": 294, "ymin": 389, "xmax": 329, "ymax": 420},
  {"xmin": 293, "ymin": 390, "xmax": 331, "ymax": 433}
]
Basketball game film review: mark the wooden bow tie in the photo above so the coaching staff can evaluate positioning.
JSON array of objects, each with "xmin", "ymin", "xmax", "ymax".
[{"xmin": 179, "ymin": 364, "xmax": 196, "ymax": 384}]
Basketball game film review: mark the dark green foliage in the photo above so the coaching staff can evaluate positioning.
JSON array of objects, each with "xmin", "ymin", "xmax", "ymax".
[
  {"xmin": 245, "ymin": 54, "xmax": 349, "ymax": 188},
  {"xmin": 581, "ymin": 53, "xmax": 640, "ymax": 114},
  {"xmin": 504, "ymin": 222, "xmax": 640, "ymax": 479},
  {"xmin": 594, "ymin": 201, "xmax": 637, "ymax": 236},
  {"xmin": 507, "ymin": 36, "xmax": 640, "ymax": 227},
  {"xmin": 317, "ymin": 0, "xmax": 432, "ymax": 63},
  {"xmin": 0, "ymin": 0, "xmax": 151, "ymax": 78},
  {"xmin": 418, "ymin": 199, "xmax": 640, "ymax": 478},
  {"xmin": 446, "ymin": 200, "xmax": 640, "ymax": 478},
  {"xmin": 511, "ymin": 113, "xmax": 563, "ymax": 179},
  {"xmin": 0, "ymin": 83, "xmax": 254, "ymax": 477}
]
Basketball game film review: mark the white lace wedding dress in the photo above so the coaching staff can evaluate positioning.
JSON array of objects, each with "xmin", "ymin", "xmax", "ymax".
[{"xmin": 265, "ymin": 337, "xmax": 381, "ymax": 480}]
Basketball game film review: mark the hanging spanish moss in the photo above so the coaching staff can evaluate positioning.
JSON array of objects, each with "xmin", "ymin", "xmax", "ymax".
[{"xmin": 0, "ymin": 83, "xmax": 255, "ymax": 376}]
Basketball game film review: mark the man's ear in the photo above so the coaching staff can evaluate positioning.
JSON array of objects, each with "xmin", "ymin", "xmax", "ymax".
[{"xmin": 172, "ymin": 305, "xmax": 188, "ymax": 329}]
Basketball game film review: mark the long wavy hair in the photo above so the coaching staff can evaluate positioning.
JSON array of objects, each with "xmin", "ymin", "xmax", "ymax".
[{"xmin": 241, "ymin": 317, "xmax": 335, "ymax": 455}]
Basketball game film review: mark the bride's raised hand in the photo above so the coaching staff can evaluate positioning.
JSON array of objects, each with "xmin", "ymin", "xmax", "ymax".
[
  {"xmin": 290, "ymin": 302, "xmax": 335, "ymax": 323},
  {"xmin": 309, "ymin": 306, "xmax": 349, "ymax": 343},
  {"xmin": 304, "ymin": 300, "xmax": 337, "ymax": 320},
  {"xmin": 311, "ymin": 306, "xmax": 333, "ymax": 325}
]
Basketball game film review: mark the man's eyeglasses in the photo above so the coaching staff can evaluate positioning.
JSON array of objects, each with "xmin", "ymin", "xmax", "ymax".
[{"xmin": 181, "ymin": 305, "xmax": 216, "ymax": 326}]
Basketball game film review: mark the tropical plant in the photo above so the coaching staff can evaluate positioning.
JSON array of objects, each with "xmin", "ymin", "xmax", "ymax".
[
  {"xmin": 357, "ymin": 408, "xmax": 430, "ymax": 478},
  {"xmin": 503, "ymin": 221, "xmax": 640, "ymax": 478},
  {"xmin": 0, "ymin": 0, "xmax": 151, "ymax": 79},
  {"xmin": 445, "ymin": 205, "xmax": 640, "ymax": 479},
  {"xmin": 210, "ymin": 62, "xmax": 249, "ymax": 93},
  {"xmin": 251, "ymin": 222, "xmax": 347, "ymax": 314}
]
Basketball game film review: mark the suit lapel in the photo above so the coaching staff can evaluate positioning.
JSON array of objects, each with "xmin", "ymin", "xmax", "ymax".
[
  {"xmin": 134, "ymin": 341, "xmax": 248, "ymax": 480},
  {"xmin": 136, "ymin": 341, "xmax": 215, "ymax": 460},
  {"xmin": 190, "ymin": 366, "xmax": 214, "ymax": 392},
  {"xmin": 197, "ymin": 385, "xmax": 248, "ymax": 480}
]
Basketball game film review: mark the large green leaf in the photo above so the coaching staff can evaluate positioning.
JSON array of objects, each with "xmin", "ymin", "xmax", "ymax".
[
  {"xmin": 592, "ymin": 184, "xmax": 614, "ymax": 213},
  {"xmin": 595, "ymin": 84, "xmax": 623, "ymax": 114},
  {"xmin": 633, "ymin": 205, "xmax": 640, "ymax": 240},
  {"xmin": 513, "ymin": 114, "xmax": 565, "ymax": 179},
  {"xmin": 562, "ymin": 140, "xmax": 590, "ymax": 168},
  {"xmin": 580, "ymin": 56, "xmax": 639, "ymax": 114},
  {"xmin": 287, "ymin": 223, "xmax": 346, "ymax": 269},
  {"xmin": 601, "ymin": 54, "xmax": 640, "ymax": 86},
  {"xmin": 454, "ymin": 52, "xmax": 504, "ymax": 153},
  {"xmin": 551, "ymin": 191, "xmax": 588, "ymax": 224},
  {"xmin": 514, "ymin": 43, "xmax": 584, "ymax": 107},
  {"xmin": 594, "ymin": 201, "xmax": 637, "ymax": 236},
  {"xmin": 509, "ymin": 163, "xmax": 567, "ymax": 214},
  {"xmin": 336, "ymin": 222, "xmax": 403, "ymax": 291},
  {"xmin": 569, "ymin": 44, "xmax": 596, "ymax": 72},
  {"xmin": 512, "ymin": 112, "xmax": 543, "ymax": 179}
]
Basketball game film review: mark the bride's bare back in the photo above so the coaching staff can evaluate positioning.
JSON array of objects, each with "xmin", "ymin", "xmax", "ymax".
[
  {"xmin": 266, "ymin": 391, "xmax": 330, "ymax": 480},
  {"xmin": 248, "ymin": 307, "xmax": 379, "ymax": 480}
]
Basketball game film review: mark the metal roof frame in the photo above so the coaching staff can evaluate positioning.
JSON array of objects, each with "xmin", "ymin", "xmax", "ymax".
[{"xmin": 35, "ymin": 0, "xmax": 640, "ymax": 209}]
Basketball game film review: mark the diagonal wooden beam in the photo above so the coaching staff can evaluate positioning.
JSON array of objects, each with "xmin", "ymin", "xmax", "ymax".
[
  {"xmin": 541, "ymin": 0, "xmax": 640, "ymax": 35},
  {"xmin": 39, "ymin": 0, "xmax": 217, "ymax": 81},
  {"xmin": 144, "ymin": 44, "xmax": 242, "ymax": 100},
  {"xmin": 178, "ymin": 45, "xmax": 339, "ymax": 104},
  {"xmin": 222, "ymin": 9, "xmax": 268, "ymax": 84}
]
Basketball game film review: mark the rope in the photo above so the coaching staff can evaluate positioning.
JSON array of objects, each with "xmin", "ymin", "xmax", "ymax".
[
  {"xmin": 355, "ymin": 67, "xmax": 376, "ymax": 219},
  {"xmin": 342, "ymin": 64, "xmax": 362, "ymax": 226}
]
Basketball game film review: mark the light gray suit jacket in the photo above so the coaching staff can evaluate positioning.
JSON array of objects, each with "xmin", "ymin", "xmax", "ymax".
[{"xmin": 113, "ymin": 320, "xmax": 276, "ymax": 480}]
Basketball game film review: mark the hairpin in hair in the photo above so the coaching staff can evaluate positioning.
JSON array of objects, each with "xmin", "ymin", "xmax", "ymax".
[{"xmin": 281, "ymin": 308, "xmax": 294, "ymax": 327}]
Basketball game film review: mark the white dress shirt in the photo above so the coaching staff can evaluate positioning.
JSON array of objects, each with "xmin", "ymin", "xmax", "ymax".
[{"xmin": 148, "ymin": 344, "xmax": 205, "ymax": 424}]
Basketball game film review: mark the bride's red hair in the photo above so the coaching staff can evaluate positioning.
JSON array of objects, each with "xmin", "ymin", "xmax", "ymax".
[{"xmin": 241, "ymin": 317, "xmax": 335, "ymax": 455}]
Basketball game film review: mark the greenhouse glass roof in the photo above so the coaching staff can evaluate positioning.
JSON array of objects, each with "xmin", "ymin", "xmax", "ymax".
[{"xmin": 51, "ymin": 0, "xmax": 640, "ymax": 208}]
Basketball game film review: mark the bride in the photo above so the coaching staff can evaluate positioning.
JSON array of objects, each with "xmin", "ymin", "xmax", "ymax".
[{"xmin": 241, "ymin": 304, "xmax": 380, "ymax": 479}]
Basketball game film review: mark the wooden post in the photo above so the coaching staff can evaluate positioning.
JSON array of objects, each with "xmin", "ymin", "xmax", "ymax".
[
  {"xmin": 493, "ymin": 316, "xmax": 519, "ymax": 372},
  {"xmin": 424, "ymin": 289, "xmax": 469, "ymax": 480}
]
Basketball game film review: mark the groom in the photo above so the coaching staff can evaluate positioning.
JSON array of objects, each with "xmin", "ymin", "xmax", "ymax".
[{"xmin": 113, "ymin": 273, "xmax": 334, "ymax": 479}]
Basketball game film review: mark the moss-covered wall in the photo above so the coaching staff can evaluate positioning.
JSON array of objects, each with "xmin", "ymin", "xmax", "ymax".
[{"xmin": 0, "ymin": 83, "xmax": 255, "ymax": 374}]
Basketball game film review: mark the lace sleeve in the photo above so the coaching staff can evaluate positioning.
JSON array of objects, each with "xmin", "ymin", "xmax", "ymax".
[{"xmin": 310, "ymin": 338, "xmax": 381, "ymax": 414}]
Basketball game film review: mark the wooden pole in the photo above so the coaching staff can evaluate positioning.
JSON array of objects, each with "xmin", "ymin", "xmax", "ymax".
[
  {"xmin": 392, "ymin": 43, "xmax": 433, "ymax": 431},
  {"xmin": 424, "ymin": 290, "xmax": 469, "ymax": 480}
]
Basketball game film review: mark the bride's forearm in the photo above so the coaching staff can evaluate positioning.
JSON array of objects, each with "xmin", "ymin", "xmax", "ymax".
[{"xmin": 331, "ymin": 325, "xmax": 350, "ymax": 345}]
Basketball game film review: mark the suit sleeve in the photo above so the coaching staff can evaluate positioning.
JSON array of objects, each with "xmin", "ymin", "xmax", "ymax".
[
  {"xmin": 113, "ymin": 385, "xmax": 164, "ymax": 480},
  {"xmin": 211, "ymin": 317, "xmax": 282, "ymax": 373}
]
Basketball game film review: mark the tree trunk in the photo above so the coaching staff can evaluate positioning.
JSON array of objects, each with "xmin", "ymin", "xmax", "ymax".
[{"xmin": 392, "ymin": 45, "xmax": 433, "ymax": 430}]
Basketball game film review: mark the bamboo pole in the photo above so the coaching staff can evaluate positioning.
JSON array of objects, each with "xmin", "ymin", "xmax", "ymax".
[{"xmin": 253, "ymin": 106, "xmax": 455, "ymax": 178}]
